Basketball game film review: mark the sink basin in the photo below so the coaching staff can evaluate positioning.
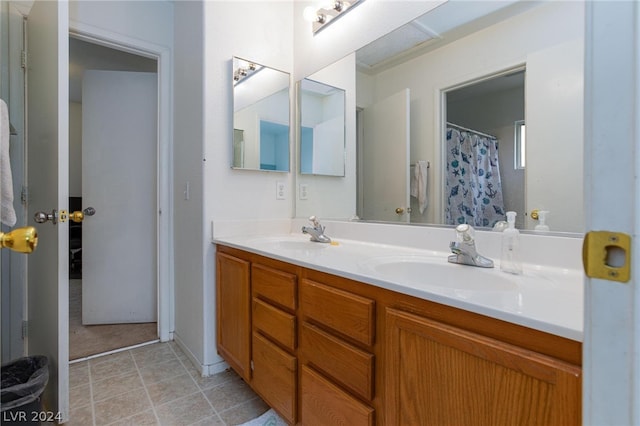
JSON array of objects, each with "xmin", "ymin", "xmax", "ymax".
[
  {"xmin": 360, "ymin": 255, "xmax": 519, "ymax": 292},
  {"xmin": 247, "ymin": 236, "xmax": 331, "ymax": 253}
]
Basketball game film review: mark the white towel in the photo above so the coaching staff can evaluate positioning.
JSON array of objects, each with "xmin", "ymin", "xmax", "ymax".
[
  {"xmin": 410, "ymin": 160, "xmax": 428, "ymax": 214},
  {"xmin": 0, "ymin": 99, "xmax": 16, "ymax": 227}
]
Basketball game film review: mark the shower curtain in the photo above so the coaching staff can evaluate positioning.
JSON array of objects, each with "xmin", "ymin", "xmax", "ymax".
[{"xmin": 445, "ymin": 127, "xmax": 505, "ymax": 228}]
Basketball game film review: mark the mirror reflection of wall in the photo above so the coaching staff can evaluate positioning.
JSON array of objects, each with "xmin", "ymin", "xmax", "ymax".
[
  {"xmin": 347, "ymin": 1, "xmax": 584, "ymax": 233},
  {"xmin": 299, "ymin": 78, "xmax": 346, "ymax": 176},
  {"xmin": 232, "ymin": 56, "xmax": 290, "ymax": 172},
  {"xmin": 445, "ymin": 70, "xmax": 525, "ymax": 229}
]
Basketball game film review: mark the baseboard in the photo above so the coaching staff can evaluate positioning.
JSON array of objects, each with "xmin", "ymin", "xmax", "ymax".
[{"xmin": 173, "ymin": 333, "xmax": 229, "ymax": 377}]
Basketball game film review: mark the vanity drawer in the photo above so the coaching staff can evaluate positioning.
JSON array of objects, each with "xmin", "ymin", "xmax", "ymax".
[
  {"xmin": 253, "ymin": 298, "xmax": 296, "ymax": 351},
  {"xmin": 301, "ymin": 322, "xmax": 374, "ymax": 401},
  {"xmin": 300, "ymin": 279, "xmax": 375, "ymax": 347},
  {"xmin": 252, "ymin": 332, "xmax": 297, "ymax": 424},
  {"xmin": 301, "ymin": 365, "xmax": 374, "ymax": 426},
  {"xmin": 252, "ymin": 263, "xmax": 297, "ymax": 311}
]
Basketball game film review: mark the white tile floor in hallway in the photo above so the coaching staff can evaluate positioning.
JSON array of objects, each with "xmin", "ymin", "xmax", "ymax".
[{"xmin": 67, "ymin": 342, "xmax": 269, "ymax": 426}]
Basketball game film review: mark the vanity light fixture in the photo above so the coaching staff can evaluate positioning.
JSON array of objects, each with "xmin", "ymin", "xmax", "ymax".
[
  {"xmin": 303, "ymin": 0, "xmax": 364, "ymax": 34},
  {"xmin": 233, "ymin": 61, "xmax": 262, "ymax": 86}
]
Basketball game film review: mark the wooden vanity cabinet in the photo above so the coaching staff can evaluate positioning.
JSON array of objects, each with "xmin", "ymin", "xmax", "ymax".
[
  {"xmin": 251, "ymin": 263, "xmax": 298, "ymax": 424},
  {"xmin": 384, "ymin": 308, "xmax": 582, "ymax": 426},
  {"xmin": 216, "ymin": 245, "xmax": 582, "ymax": 426},
  {"xmin": 216, "ymin": 247, "xmax": 299, "ymax": 424},
  {"xmin": 299, "ymin": 278, "xmax": 376, "ymax": 425},
  {"xmin": 216, "ymin": 251, "xmax": 251, "ymax": 382}
]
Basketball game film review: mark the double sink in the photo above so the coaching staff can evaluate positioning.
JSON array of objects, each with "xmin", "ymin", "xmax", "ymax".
[{"xmin": 218, "ymin": 233, "xmax": 584, "ymax": 340}]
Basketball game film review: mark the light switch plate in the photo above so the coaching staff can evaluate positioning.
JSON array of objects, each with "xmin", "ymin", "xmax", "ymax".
[{"xmin": 276, "ymin": 181, "xmax": 286, "ymax": 200}]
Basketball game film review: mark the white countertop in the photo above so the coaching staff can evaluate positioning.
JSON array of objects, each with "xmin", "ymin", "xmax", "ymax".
[{"xmin": 213, "ymin": 230, "xmax": 584, "ymax": 342}]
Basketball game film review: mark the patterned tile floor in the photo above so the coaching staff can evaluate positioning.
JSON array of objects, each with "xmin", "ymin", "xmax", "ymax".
[{"xmin": 67, "ymin": 342, "xmax": 269, "ymax": 426}]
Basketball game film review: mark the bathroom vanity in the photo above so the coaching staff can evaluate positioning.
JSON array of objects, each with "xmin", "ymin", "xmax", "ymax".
[{"xmin": 215, "ymin": 230, "xmax": 582, "ymax": 425}]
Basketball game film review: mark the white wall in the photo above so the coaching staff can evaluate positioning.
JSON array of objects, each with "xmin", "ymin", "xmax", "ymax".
[
  {"xmin": 362, "ymin": 1, "xmax": 584, "ymax": 231},
  {"xmin": 296, "ymin": 53, "xmax": 356, "ymax": 219},
  {"xmin": 70, "ymin": 1, "xmax": 173, "ymax": 48},
  {"xmin": 202, "ymin": 1, "xmax": 294, "ymax": 370},
  {"xmin": 173, "ymin": 0, "xmax": 206, "ymax": 369}
]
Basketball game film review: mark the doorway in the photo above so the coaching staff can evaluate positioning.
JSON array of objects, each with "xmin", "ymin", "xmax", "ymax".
[
  {"xmin": 443, "ymin": 69, "xmax": 525, "ymax": 229},
  {"xmin": 68, "ymin": 36, "xmax": 158, "ymax": 360}
]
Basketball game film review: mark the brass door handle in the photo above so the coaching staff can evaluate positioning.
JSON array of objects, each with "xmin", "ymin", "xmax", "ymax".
[
  {"xmin": 69, "ymin": 207, "xmax": 96, "ymax": 223},
  {"xmin": 0, "ymin": 226, "xmax": 38, "ymax": 253},
  {"xmin": 395, "ymin": 207, "xmax": 404, "ymax": 215}
]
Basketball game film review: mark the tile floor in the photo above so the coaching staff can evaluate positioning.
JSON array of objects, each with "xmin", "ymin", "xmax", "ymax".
[{"xmin": 67, "ymin": 341, "xmax": 269, "ymax": 426}]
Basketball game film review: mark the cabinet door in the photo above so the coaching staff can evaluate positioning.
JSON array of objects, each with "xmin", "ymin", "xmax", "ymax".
[
  {"xmin": 216, "ymin": 252, "xmax": 251, "ymax": 381},
  {"xmin": 385, "ymin": 308, "xmax": 581, "ymax": 426},
  {"xmin": 252, "ymin": 332, "xmax": 297, "ymax": 424}
]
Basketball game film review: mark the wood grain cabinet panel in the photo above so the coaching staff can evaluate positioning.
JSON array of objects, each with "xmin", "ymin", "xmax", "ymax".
[
  {"xmin": 301, "ymin": 322, "xmax": 374, "ymax": 402},
  {"xmin": 301, "ymin": 365, "xmax": 374, "ymax": 426},
  {"xmin": 252, "ymin": 332, "xmax": 297, "ymax": 424},
  {"xmin": 216, "ymin": 252, "xmax": 251, "ymax": 381},
  {"xmin": 253, "ymin": 297, "xmax": 296, "ymax": 351},
  {"xmin": 300, "ymin": 279, "xmax": 375, "ymax": 347},
  {"xmin": 384, "ymin": 308, "xmax": 582, "ymax": 426},
  {"xmin": 252, "ymin": 263, "xmax": 297, "ymax": 311}
]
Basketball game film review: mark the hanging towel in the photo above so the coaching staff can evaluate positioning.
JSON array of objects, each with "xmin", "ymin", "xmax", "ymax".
[
  {"xmin": 0, "ymin": 99, "xmax": 16, "ymax": 227},
  {"xmin": 410, "ymin": 160, "xmax": 429, "ymax": 214}
]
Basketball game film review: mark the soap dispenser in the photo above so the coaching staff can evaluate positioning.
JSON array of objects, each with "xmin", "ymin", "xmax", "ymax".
[
  {"xmin": 501, "ymin": 211, "xmax": 523, "ymax": 275},
  {"xmin": 534, "ymin": 210, "xmax": 550, "ymax": 232}
]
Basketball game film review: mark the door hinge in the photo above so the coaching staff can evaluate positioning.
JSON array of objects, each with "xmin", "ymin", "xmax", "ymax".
[
  {"xmin": 22, "ymin": 320, "xmax": 28, "ymax": 339},
  {"xmin": 21, "ymin": 50, "xmax": 27, "ymax": 69},
  {"xmin": 250, "ymin": 360, "xmax": 254, "ymax": 371},
  {"xmin": 21, "ymin": 186, "xmax": 28, "ymax": 205}
]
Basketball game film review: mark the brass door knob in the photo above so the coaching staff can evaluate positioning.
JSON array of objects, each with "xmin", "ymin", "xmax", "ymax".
[
  {"xmin": 395, "ymin": 207, "xmax": 405, "ymax": 215},
  {"xmin": 70, "ymin": 207, "xmax": 96, "ymax": 223},
  {"xmin": 0, "ymin": 226, "xmax": 38, "ymax": 253},
  {"xmin": 531, "ymin": 209, "xmax": 539, "ymax": 220}
]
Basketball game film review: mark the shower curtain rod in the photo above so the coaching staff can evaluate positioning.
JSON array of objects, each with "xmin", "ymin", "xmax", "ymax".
[{"xmin": 446, "ymin": 122, "xmax": 496, "ymax": 139}]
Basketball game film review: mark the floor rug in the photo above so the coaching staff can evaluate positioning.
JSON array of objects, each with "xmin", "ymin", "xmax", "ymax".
[{"xmin": 239, "ymin": 408, "xmax": 287, "ymax": 426}]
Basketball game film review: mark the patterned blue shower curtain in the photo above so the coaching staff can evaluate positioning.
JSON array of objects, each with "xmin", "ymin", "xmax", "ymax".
[{"xmin": 445, "ymin": 127, "xmax": 505, "ymax": 228}]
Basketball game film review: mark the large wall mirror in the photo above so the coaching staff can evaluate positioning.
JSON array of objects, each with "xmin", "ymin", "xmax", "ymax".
[
  {"xmin": 298, "ymin": 1, "xmax": 585, "ymax": 234},
  {"xmin": 299, "ymin": 78, "xmax": 346, "ymax": 176},
  {"xmin": 232, "ymin": 57, "xmax": 290, "ymax": 172}
]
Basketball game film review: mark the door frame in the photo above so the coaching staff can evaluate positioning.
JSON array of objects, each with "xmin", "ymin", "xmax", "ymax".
[{"xmin": 69, "ymin": 20, "xmax": 173, "ymax": 342}]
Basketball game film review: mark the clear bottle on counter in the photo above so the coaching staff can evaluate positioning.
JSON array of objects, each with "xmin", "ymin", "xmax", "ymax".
[{"xmin": 500, "ymin": 211, "xmax": 523, "ymax": 275}]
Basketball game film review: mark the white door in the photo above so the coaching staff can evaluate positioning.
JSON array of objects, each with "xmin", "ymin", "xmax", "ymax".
[
  {"xmin": 362, "ymin": 89, "xmax": 411, "ymax": 222},
  {"xmin": 82, "ymin": 70, "xmax": 157, "ymax": 325},
  {"xmin": 25, "ymin": 0, "xmax": 69, "ymax": 421}
]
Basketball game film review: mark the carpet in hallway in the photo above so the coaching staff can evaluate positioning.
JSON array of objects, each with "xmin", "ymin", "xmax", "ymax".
[{"xmin": 69, "ymin": 279, "xmax": 157, "ymax": 360}]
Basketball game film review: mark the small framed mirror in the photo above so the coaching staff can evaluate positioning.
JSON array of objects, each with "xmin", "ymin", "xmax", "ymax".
[
  {"xmin": 232, "ymin": 56, "xmax": 290, "ymax": 172},
  {"xmin": 299, "ymin": 78, "xmax": 346, "ymax": 176}
]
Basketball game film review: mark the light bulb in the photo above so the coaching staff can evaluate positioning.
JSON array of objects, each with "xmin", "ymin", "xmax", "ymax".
[{"xmin": 303, "ymin": 6, "xmax": 319, "ymax": 22}]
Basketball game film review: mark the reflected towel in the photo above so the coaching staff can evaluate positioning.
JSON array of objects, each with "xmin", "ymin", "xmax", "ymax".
[
  {"xmin": 410, "ymin": 160, "xmax": 428, "ymax": 214},
  {"xmin": 0, "ymin": 99, "xmax": 16, "ymax": 226}
]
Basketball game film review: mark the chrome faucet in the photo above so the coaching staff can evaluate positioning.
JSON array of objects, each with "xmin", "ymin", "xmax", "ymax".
[
  {"xmin": 302, "ymin": 216, "xmax": 331, "ymax": 243},
  {"xmin": 448, "ymin": 224, "xmax": 494, "ymax": 268}
]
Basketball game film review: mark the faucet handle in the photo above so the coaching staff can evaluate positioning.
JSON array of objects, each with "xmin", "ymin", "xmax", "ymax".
[
  {"xmin": 309, "ymin": 215, "xmax": 321, "ymax": 228},
  {"xmin": 455, "ymin": 223, "xmax": 474, "ymax": 242}
]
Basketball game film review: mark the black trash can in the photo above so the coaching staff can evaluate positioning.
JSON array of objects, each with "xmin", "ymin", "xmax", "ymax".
[{"xmin": 1, "ymin": 356, "xmax": 49, "ymax": 425}]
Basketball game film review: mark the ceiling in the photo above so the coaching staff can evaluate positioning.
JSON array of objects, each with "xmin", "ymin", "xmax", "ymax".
[{"xmin": 356, "ymin": 1, "xmax": 540, "ymax": 74}]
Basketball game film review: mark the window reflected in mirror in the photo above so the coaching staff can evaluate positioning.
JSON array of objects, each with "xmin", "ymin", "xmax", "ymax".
[
  {"xmin": 232, "ymin": 57, "xmax": 290, "ymax": 172},
  {"xmin": 299, "ymin": 78, "xmax": 346, "ymax": 176}
]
